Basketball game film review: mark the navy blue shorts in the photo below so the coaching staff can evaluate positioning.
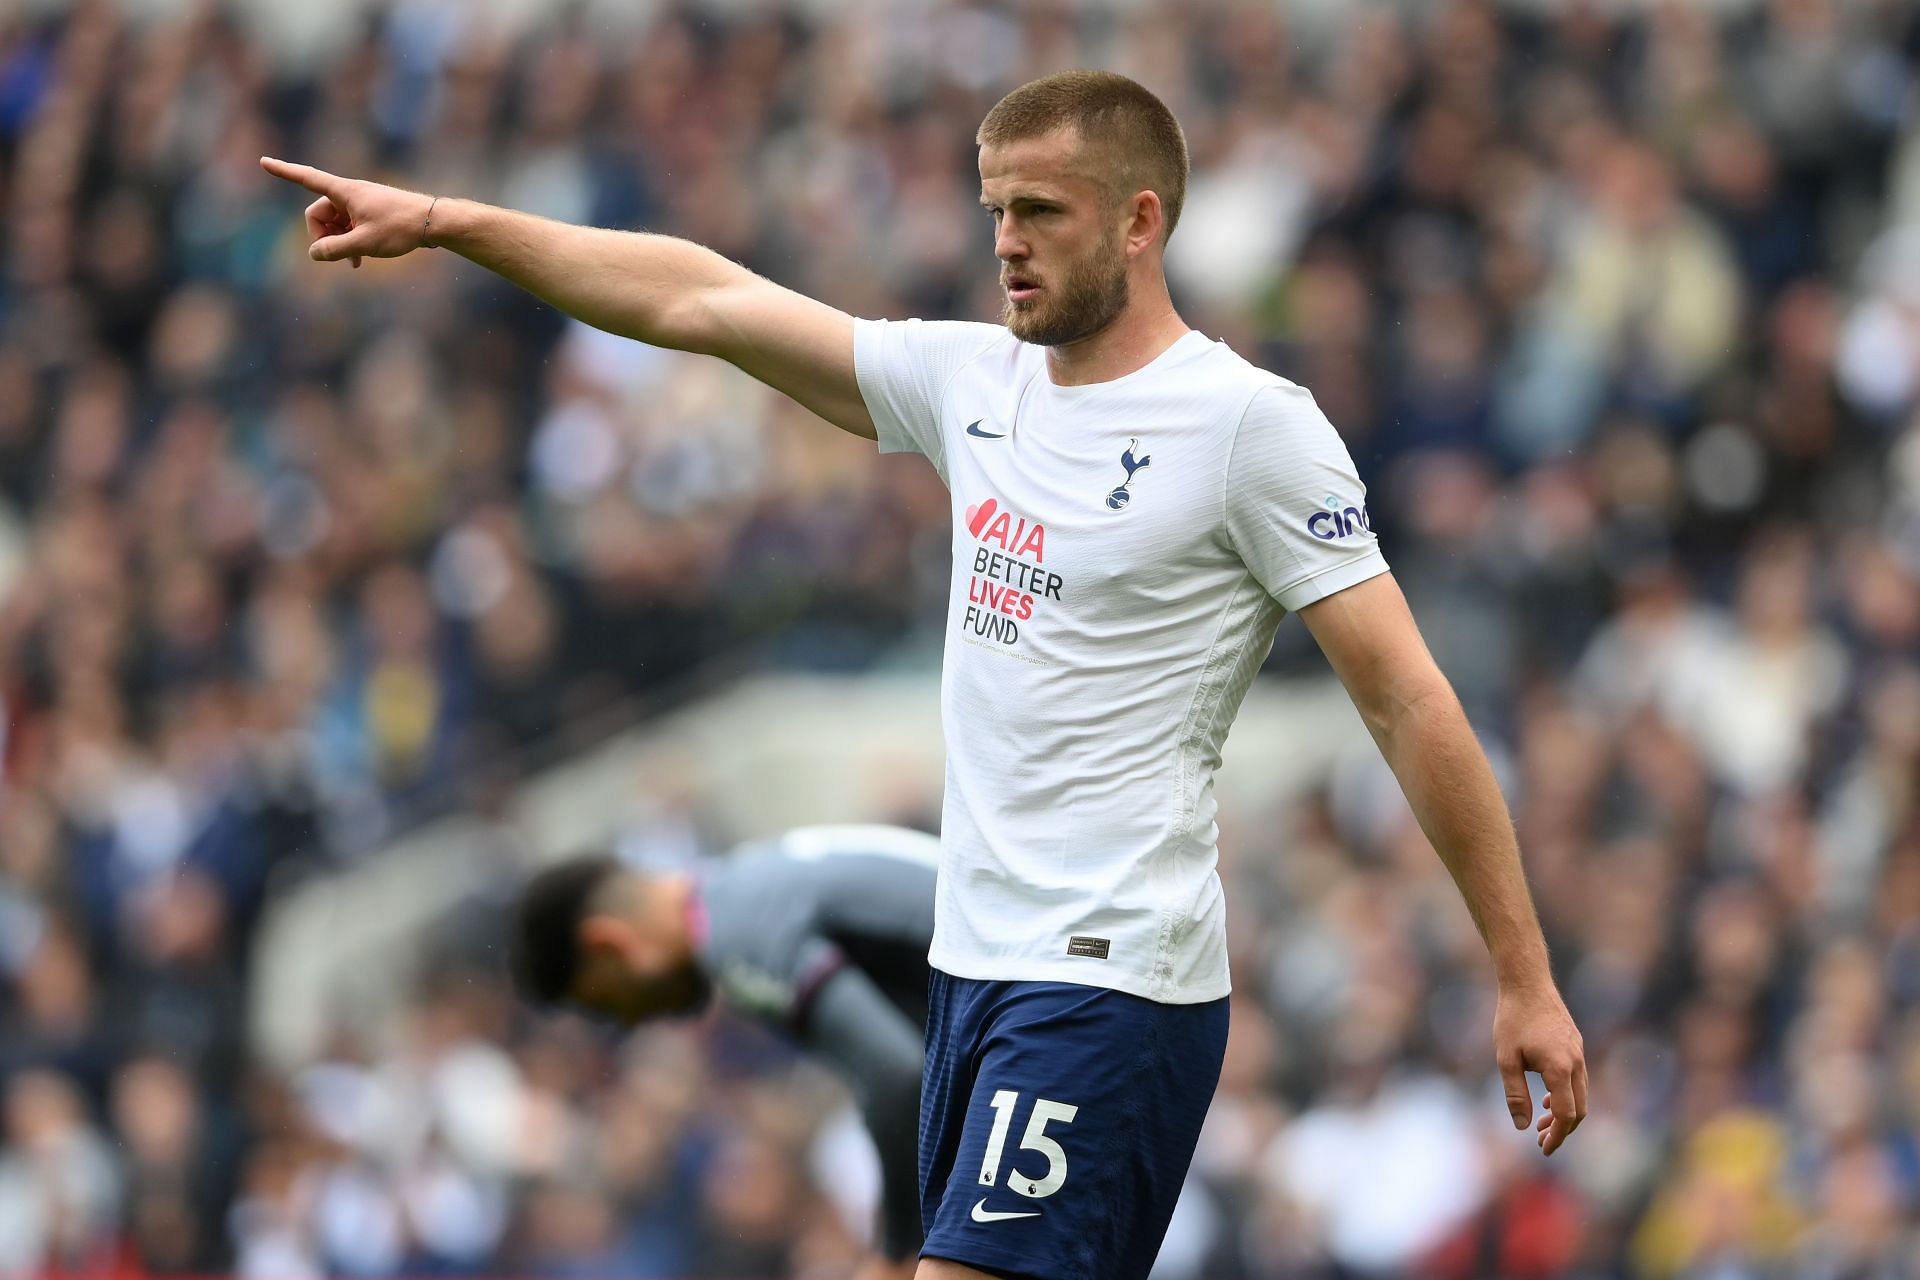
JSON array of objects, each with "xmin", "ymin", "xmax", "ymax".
[{"xmin": 918, "ymin": 970, "xmax": 1230, "ymax": 1280}]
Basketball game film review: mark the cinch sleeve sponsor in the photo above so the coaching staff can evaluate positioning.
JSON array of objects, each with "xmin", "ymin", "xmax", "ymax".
[
  {"xmin": 853, "ymin": 318, "xmax": 1004, "ymax": 478},
  {"xmin": 1223, "ymin": 383, "xmax": 1389, "ymax": 612}
]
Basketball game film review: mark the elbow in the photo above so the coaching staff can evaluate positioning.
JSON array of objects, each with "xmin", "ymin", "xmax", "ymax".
[
  {"xmin": 1360, "ymin": 671, "xmax": 1459, "ymax": 750},
  {"xmin": 659, "ymin": 261, "xmax": 758, "ymax": 356},
  {"xmin": 645, "ymin": 290, "xmax": 714, "ymax": 354}
]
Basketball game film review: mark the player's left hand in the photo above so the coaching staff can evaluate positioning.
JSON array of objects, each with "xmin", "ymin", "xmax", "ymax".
[{"xmin": 1492, "ymin": 981, "xmax": 1587, "ymax": 1156}]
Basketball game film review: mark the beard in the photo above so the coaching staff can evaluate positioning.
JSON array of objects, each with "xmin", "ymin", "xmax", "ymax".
[
  {"xmin": 1002, "ymin": 227, "xmax": 1131, "ymax": 347},
  {"xmin": 653, "ymin": 963, "xmax": 713, "ymax": 1017}
]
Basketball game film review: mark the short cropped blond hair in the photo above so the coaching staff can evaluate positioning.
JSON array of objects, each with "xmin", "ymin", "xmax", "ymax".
[{"xmin": 977, "ymin": 70, "xmax": 1190, "ymax": 242}]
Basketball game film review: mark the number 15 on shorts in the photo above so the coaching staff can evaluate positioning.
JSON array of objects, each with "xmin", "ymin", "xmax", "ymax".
[{"xmin": 979, "ymin": 1090, "xmax": 1079, "ymax": 1198}]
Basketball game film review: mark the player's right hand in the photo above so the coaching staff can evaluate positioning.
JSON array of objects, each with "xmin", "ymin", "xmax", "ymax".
[{"xmin": 259, "ymin": 156, "xmax": 436, "ymax": 269}]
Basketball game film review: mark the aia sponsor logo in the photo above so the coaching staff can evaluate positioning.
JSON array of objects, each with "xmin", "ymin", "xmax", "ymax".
[
  {"xmin": 1307, "ymin": 494, "xmax": 1371, "ymax": 540},
  {"xmin": 961, "ymin": 495, "xmax": 1059, "ymax": 648},
  {"xmin": 965, "ymin": 497, "xmax": 1046, "ymax": 561}
]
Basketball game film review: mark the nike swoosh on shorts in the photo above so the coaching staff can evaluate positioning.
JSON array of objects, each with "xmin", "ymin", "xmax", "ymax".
[{"xmin": 970, "ymin": 1198, "xmax": 1041, "ymax": 1223}]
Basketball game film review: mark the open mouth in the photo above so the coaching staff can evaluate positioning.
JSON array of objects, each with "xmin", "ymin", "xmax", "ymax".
[{"xmin": 1004, "ymin": 275, "xmax": 1040, "ymax": 303}]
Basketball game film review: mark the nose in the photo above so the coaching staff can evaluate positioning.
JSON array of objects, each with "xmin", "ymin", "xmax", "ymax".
[{"xmin": 994, "ymin": 214, "xmax": 1026, "ymax": 263}]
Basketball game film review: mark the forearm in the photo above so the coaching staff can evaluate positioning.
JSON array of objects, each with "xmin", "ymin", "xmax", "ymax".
[
  {"xmin": 428, "ymin": 198, "xmax": 747, "ymax": 350},
  {"xmin": 264, "ymin": 158, "xmax": 872, "ymax": 433},
  {"xmin": 1370, "ymin": 683, "xmax": 1553, "ymax": 989},
  {"xmin": 1305, "ymin": 577, "xmax": 1586, "ymax": 1144}
]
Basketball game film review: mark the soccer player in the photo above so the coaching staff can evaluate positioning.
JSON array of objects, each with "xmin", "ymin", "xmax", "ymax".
[
  {"xmin": 265, "ymin": 68, "xmax": 1587, "ymax": 1280},
  {"xmin": 512, "ymin": 824, "xmax": 940, "ymax": 1280}
]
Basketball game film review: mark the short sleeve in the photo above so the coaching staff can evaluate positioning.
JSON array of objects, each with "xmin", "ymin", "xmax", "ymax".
[
  {"xmin": 853, "ymin": 318, "xmax": 1004, "ymax": 476},
  {"xmin": 1224, "ymin": 383, "xmax": 1389, "ymax": 612}
]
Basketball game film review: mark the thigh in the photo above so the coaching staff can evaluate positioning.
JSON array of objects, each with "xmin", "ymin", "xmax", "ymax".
[
  {"xmin": 915, "ymin": 1261, "xmax": 1008, "ymax": 1280},
  {"xmin": 920, "ymin": 981, "xmax": 1229, "ymax": 1280}
]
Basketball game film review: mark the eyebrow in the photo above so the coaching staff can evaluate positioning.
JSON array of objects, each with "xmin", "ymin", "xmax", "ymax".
[{"xmin": 978, "ymin": 192, "xmax": 1066, "ymax": 208}]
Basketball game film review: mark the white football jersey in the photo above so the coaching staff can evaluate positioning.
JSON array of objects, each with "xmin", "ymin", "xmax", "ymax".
[{"xmin": 856, "ymin": 319, "xmax": 1388, "ymax": 1002}]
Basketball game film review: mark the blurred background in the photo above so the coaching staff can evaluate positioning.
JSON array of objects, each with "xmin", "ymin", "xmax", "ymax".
[{"xmin": 4, "ymin": 0, "xmax": 1920, "ymax": 1276}]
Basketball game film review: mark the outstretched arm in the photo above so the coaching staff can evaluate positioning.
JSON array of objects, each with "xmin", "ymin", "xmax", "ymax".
[
  {"xmin": 1300, "ymin": 572, "xmax": 1589, "ymax": 1156},
  {"xmin": 259, "ymin": 158, "xmax": 876, "ymax": 438}
]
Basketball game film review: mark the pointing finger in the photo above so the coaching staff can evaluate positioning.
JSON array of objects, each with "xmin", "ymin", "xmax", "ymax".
[{"xmin": 261, "ymin": 156, "xmax": 341, "ymax": 198}]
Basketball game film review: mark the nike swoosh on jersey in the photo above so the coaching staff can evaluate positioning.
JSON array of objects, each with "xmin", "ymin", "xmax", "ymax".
[
  {"xmin": 965, "ymin": 420, "xmax": 1006, "ymax": 439},
  {"xmin": 970, "ymin": 1199, "xmax": 1041, "ymax": 1223}
]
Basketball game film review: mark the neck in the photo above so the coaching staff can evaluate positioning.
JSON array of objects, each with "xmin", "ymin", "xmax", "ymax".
[{"xmin": 1044, "ymin": 284, "xmax": 1190, "ymax": 387}]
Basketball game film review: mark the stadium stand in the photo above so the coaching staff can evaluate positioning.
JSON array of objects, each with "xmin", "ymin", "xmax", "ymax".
[{"xmin": 2, "ymin": 0, "xmax": 1919, "ymax": 1275}]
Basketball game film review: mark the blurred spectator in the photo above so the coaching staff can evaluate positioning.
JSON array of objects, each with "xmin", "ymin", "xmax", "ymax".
[
  {"xmin": 111, "ymin": 1052, "xmax": 235, "ymax": 1274},
  {"xmin": 0, "ymin": 0, "xmax": 1918, "ymax": 1276},
  {"xmin": 0, "ymin": 1071, "xmax": 120, "ymax": 1278}
]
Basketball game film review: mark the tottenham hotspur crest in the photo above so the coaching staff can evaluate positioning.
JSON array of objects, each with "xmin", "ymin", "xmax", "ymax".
[{"xmin": 1106, "ymin": 438, "xmax": 1151, "ymax": 511}]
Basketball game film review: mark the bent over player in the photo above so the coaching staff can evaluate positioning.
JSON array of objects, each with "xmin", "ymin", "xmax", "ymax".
[
  {"xmin": 512, "ymin": 824, "xmax": 939, "ymax": 1280},
  {"xmin": 268, "ymin": 68, "xmax": 1587, "ymax": 1280}
]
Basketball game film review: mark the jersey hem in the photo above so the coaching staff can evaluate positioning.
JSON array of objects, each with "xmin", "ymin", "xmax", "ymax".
[
  {"xmin": 927, "ymin": 951, "xmax": 1232, "ymax": 1005},
  {"xmin": 854, "ymin": 317, "xmax": 1007, "ymax": 464},
  {"xmin": 853, "ymin": 319, "xmax": 920, "ymax": 457},
  {"xmin": 1276, "ymin": 548, "xmax": 1390, "ymax": 612}
]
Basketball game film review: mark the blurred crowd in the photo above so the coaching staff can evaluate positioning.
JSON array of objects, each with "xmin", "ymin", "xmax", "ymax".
[{"xmin": 3, "ymin": 0, "xmax": 1920, "ymax": 1276}]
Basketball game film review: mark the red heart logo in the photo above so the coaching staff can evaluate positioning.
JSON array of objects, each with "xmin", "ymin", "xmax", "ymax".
[{"xmin": 966, "ymin": 498, "xmax": 998, "ymax": 537}]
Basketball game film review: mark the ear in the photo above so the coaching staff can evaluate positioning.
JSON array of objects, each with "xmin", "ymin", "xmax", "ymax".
[
  {"xmin": 578, "ymin": 914, "xmax": 643, "ymax": 966},
  {"xmin": 1125, "ymin": 189, "xmax": 1164, "ymax": 258}
]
